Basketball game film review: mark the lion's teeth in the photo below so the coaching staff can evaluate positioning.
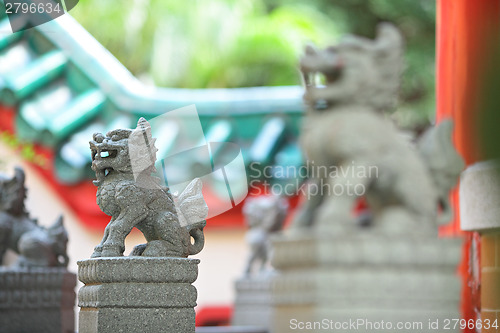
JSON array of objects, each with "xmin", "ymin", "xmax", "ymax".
[
  {"xmin": 101, "ymin": 151, "xmax": 109, "ymax": 158},
  {"xmin": 104, "ymin": 169, "xmax": 110, "ymax": 176}
]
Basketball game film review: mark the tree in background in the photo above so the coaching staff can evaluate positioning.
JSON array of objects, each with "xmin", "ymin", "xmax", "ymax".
[{"xmin": 71, "ymin": 0, "xmax": 435, "ymax": 126}]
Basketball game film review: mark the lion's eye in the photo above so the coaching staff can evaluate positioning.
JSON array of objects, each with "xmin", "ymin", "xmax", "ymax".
[{"xmin": 111, "ymin": 135, "xmax": 120, "ymax": 141}]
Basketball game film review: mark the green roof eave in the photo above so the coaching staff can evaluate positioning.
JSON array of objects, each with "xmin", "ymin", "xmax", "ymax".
[{"xmin": 34, "ymin": 15, "xmax": 304, "ymax": 117}]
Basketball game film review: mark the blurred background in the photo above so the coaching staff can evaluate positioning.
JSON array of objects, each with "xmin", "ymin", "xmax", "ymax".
[
  {"xmin": 72, "ymin": 0, "xmax": 437, "ymax": 127},
  {"xmin": 0, "ymin": 0, "xmax": 442, "ymax": 329}
]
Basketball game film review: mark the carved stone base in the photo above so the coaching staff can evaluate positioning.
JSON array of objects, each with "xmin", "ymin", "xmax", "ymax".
[
  {"xmin": 0, "ymin": 267, "xmax": 76, "ymax": 333},
  {"xmin": 77, "ymin": 257, "xmax": 199, "ymax": 333},
  {"xmin": 270, "ymin": 230, "xmax": 462, "ymax": 333},
  {"xmin": 232, "ymin": 273, "xmax": 274, "ymax": 329}
]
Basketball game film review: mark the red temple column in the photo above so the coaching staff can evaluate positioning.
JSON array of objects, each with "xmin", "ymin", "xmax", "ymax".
[{"xmin": 437, "ymin": 0, "xmax": 500, "ymax": 330}]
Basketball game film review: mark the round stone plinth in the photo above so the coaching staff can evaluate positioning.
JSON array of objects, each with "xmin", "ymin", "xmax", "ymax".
[
  {"xmin": 78, "ymin": 257, "xmax": 200, "ymax": 284},
  {"xmin": 460, "ymin": 161, "xmax": 500, "ymax": 231}
]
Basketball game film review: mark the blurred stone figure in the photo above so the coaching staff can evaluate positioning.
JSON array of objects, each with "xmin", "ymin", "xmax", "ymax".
[
  {"xmin": 0, "ymin": 167, "xmax": 69, "ymax": 267},
  {"xmin": 270, "ymin": 24, "xmax": 465, "ymax": 333},
  {"xmin": 243, "ymin": 195, "xmax": 288, "ymax": 275},
  {"xmin": 233, "ymin": 194, "xmax": 288, "ymax": 329},
  {"xmin": 417, "ymin": 119, "xmax": 465, "ymax": 225},
  {"xmin": 293, "ymin": 23, "xmax": 464, "ymax": 234},
  {"xmin": 0, "ymin": 167, "xmax": 75, "ymax": 333}
]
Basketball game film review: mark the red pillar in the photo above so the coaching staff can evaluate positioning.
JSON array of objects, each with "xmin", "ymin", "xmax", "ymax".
[
  {"xmin": 437, "ymin": 0, "xmax": 500, "ymax": 162},
  {"xmin": 436, "ymin": 0, "xmax": 500, "ymax": 329}
]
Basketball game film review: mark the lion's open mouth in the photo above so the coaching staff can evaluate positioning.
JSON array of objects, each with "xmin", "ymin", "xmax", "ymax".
[
  {"xmin": 94, "ymin": 167, "xmax": 115, "ymax": 182},
  {"xmin": 103, "ymin": 167, "xmax": 113, "ymax": 177}
]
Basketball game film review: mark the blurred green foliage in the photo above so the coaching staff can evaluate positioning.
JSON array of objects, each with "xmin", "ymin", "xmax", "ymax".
[
  {"xmin": 71, "ymin": 0, "xmax": 436, "ymax": 125},
  {"xmin": 0, "ymin": 131, "xmax": 48, "ymax": 168}
]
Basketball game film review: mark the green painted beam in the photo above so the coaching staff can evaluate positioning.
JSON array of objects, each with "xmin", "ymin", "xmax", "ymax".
[
  {"xmin": 186, "ymin": 120, "xmax": 235, "ymax": 179},
  {"xmin": 16, "ymin": 87, "xmax": 105, "ymax": 146},
  {"xmin": 3, "ymin": 13, "xmax": 306, "ymax": 186},
  {"xmin": 44, "ymin": 89, "xmax": 105, "ymax": 145},
  {"xmin": 2, "ymin": 50, "xmax": 66, "ymax": 105},
  {"xmin": 55, "ymin": 115, "xmax": 131, "ymax": 183},
  {"xmin": 16, "ymin": 83, "xmax": 73, "ymax": 142},
  {"xmin": 271, "ymin": 142, "xmax": 305, "ymax": 189},
  {"xmin": 0, "ymin": 18, "xmax": 23, "ymax": 51},
  {"xmin": 248, "ymin": 117, "xmax": 288, "ymax": 168},
  {"xmin": 203, "ymin": 120, "xmax": 234, "ymax": 158}
]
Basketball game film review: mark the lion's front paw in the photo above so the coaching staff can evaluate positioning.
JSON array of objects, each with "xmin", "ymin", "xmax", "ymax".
[
  {"xmin": 100, "ymin": 244, "xmax": 124, "ymax": 257},
  {"xmin": 90, "ymin": 251, "xmax": 101, "ymax": 258},
  {"xmin": 91, "ymin": 245, "xmax": 103, "ymax": 258}
]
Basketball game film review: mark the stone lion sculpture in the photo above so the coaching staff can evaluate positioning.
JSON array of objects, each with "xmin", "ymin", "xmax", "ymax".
[
  {"xmin": 293, "ymin": 23, "xmax": 464, "ymax": 234},
  {"xmin": 90, "ymin": 118, "xmax": 208, "ymax": 258},
  {"xmin": 243, "ymin": 195, "xmax": 288, "ymax": 275},
  {"xmin": 0, "ymin": 167, "xmax": 69, "ymax": 267}
]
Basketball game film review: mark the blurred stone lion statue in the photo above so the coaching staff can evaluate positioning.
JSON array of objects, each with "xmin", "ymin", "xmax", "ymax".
[
  {"xmin": 293, "ymin": 23, "xmax": 464, "ymax": 234},
  {"xmin": 0, "ymin": 167, "xmax": 68, "ymax": 267}
]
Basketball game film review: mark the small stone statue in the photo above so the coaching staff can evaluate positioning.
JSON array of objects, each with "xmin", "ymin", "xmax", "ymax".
[
  {"xmin": 79, "ymin": 118, "xmax": 208, "ymax": 333},
  {"xmin": 89, "ymin": 117, "xmax": 207, "ymax": 258},
  {"xmin": 243, "ymin": 195, "xmax": 288, "ymax": 275},
  {"xmin": 293, "ymin": 23, "xmax": 464, "ymax": 233},
  {"xmin": 0, "ymin": 167, "xmax": 69, "ymax": 267}
]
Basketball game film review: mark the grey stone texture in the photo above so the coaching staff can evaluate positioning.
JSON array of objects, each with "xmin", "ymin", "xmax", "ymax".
[
  {"xmin": 270, "ymin": 231, "xmax": 462, "ymax": 333},
  {"xmin": 89, "ymin": 118, "xmax": 207, "ymax": 258},
  {"xmin": 232, "ymin": 274, "xmax": 274, "ymax": 329},
  {"xmin": 80, "ymin": 119, "xmax": 208, "ymax": 332},
  {"xmin": 266, "ymin": 23, "xmax": 464, "ymax": 333},
  {"xmin": 78, "ymin": 257, "xmax": 200, "ymax": 333},
  {"xmin": 0, "ymin": 167, "xmax": 76, "ymax": 332},
  {"xmin": 232, "ymin": 196, "xmax": 287, "ymax": 329},
  {"xmin": 242, "ymin": 195, "xmax": 288, "ymax": 276},
  {"xmin": 292, "ymin": 23, "xmax": 464, "ymax": 232},
  {"xmin": 0, "ymin": 167, "xmax": 69, "ymax": 267},
  {"xmin": 0, "ymin": 267, "xmax": 76, "ymax": 333},
  {"xmin": 460, "ymin": 161, "xmax": 500, "ymax": 231}
]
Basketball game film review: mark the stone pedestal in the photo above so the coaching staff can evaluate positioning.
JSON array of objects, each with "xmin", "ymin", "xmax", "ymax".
[
  {"xmin": 270, "ymin": 231, "xmax": 462, "ymax": 333},
  {"xmin": 78, "ymin": 257, "xmax": 200, "ymax": 333},
  {"xmin": 460, "ymin": 161, "xmax": 500, "ymax": 332},
  {"xmin": 232, "ymin": 273, "xmax": 274, "ymax": 329},
  {"xmin": 0, "ymin": 267, "xmax": 76, "ymax": 333}
]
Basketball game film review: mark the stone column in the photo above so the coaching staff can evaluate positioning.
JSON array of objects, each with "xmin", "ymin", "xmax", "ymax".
[
  {"xmin": 270, "ymin": 230, "xmax": 462, "ymax": 333},
  {"xmin": 0, "ymin": 267, "xmax": 76, "ymax": 333},
  {"xmin": 461, "ymin": 161, "xmax": 500, "ymax": 332},
  {"xmin": 78, "ymin": 257, "xmax": 199, "ymax": 333},
  {"xmin": 232, "ymin": 274, "xmax": 274, "ymax": 328}
]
